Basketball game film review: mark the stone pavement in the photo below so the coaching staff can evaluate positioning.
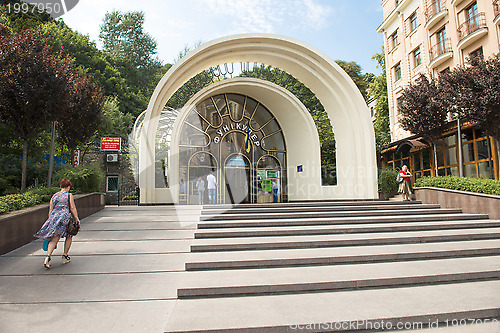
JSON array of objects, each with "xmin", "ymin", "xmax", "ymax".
[
  {"xmin": 1, "ymin": 202, "xmax": 499, "ymax": 333},
  {"xmin": 0, "ymin": 206, "xmax": 200, "ymax": 333}
]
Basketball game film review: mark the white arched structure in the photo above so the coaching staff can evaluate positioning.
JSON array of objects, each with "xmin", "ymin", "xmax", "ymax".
[{"xmin": 139, "ymin": 34, "xmax": 377, "ymax": 203}]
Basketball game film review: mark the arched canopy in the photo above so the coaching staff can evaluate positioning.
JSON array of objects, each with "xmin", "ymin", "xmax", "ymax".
[{"xmin": 139, "ymin": 34, "xmax": 377, "ymax": 203}]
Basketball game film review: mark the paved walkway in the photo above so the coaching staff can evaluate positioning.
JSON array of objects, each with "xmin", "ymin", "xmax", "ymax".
[
  {"xmin": 1, "ymin": 205, "xmax": 499, "ymax": 333},
  {"xmin": 0, "ymin": 206, "xmax": 201, "ymax": 333}
]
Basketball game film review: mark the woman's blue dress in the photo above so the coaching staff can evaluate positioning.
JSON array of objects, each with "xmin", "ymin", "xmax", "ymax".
[{"xmin": 34, "ymin": 191, "xmax": 72, "ymax": 240}]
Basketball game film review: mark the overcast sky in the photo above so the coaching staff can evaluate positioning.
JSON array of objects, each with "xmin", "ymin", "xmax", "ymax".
[{"xmin": 61, "ymin": 0, "xmax": 384, "ymax": 74}]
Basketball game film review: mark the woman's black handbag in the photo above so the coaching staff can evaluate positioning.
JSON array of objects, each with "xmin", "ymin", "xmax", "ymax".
[{"xmin": 66, "ymin": 194, "xmax": 80, "ymax": 236}]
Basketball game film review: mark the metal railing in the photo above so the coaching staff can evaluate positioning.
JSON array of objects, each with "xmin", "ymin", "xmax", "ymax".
[
  {"xmin": 457, "ymin": 12, "xmax": 487, "ymax": 41},
  {"xmin": 424, "ymin": 0, "xmax": 446, "ymax": 23},
  {"xmin": 429, "ymin": 38, "xmax": 452, "ymax": 62}
]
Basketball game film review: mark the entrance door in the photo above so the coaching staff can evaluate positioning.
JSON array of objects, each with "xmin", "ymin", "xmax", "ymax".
[{"xmin": 224, "ymin": 154, "xmax": 250, "ymax": 204}]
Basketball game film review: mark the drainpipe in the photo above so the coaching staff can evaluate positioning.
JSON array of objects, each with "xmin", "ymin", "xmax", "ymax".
[{"xmin": 457, "ymin": 118, "xmax": 463, "ymax": 177}]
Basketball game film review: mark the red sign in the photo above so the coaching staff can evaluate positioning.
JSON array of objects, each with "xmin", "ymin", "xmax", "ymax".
[
  {"xmin": 73, "ymin": 150, "xmax": 80, "ymax": 166},
  {"xmin": 100, "ymin": 137, "xmax": 121, "ymax": 151}
]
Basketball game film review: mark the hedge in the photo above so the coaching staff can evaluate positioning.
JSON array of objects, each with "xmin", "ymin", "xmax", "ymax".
[
  {"xmin": 415, "ymin": 176, "xmax": 500, "ymax": 196},
  {"xmin": 0, "ymin": 192, "xmax": 43, "ymax": 214}
]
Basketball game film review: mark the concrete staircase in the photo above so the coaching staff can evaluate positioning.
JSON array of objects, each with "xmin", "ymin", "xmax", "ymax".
[{"xmin": 165, "ymin": 200, "xmax": 500, "ymax": 332}]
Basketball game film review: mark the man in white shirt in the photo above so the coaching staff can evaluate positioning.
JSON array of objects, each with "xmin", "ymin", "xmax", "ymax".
[{"xmin": 206, "ymin": 171, "xmax": 217, "ymax": 204}]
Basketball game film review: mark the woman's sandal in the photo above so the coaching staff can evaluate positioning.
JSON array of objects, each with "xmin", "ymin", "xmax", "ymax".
[
  {"xmin": 43, "ymin": 256, "xmax": 51, "ymax": 269},
  {"xmin": 62, "ymin": 254, "xmax": 71, "ymax": 264}
]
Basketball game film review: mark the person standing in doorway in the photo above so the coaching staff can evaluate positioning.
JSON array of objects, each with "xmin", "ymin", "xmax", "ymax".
[
  {"xmin": 206, "ymin": 171, "xmax": 217, "ymax": 204},
  {"xmin": 272, "ymin": 179, "xmax": 278, "ymax": 203},
  {"xmin": 196, "ymin": 176, "xmax": 205, "ymax": 205}
]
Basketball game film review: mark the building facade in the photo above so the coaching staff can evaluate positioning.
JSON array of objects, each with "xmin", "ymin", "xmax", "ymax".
[{"xmin": 377, "ymin": 0, "xmax": 499, "ymax": 180}]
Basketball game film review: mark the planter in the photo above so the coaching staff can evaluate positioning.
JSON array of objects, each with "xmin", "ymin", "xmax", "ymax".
[
  {"xmin": 414, "ymin": 187, "xmax": 500, "ymax": 219},
  {"xmin": 0, "ymin": 192, "xmax": 104, "ymax": 255}
]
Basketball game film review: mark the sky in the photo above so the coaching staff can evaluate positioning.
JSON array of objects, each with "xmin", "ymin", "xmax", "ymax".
[{"xmin": 61, "ymin": 0, "xmax": 384, "ymax": 75}]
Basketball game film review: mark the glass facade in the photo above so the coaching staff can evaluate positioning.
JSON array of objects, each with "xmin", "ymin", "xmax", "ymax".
[
  {"xmin": 383, "ymin": 125, "xmax": 498, "ymax": 182},
  {"xmin": 178, "ymin": 93, "xmax": 287, "ymax": 204}
]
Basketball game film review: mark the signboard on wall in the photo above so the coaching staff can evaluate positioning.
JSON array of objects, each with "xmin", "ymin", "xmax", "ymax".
[
  {"xmin": 266, "ymin": 170, "xmax": 279, "ymax": 179},
  {"xmin": 101, "ymin": 137, "xmax": 121, "ymax": 151},
  {"xmin": 73, "ymin": 149, "xmax": 80, "ymax": 166}
]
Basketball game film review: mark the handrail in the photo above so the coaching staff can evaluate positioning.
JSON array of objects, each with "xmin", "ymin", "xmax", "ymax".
[
  {"xmin": 424, "ymin": 0, "xmax": 446, "ymax": 23},
  {"xmin": 429, "ymin": 38, "xmax": 452, "ymax": 62},
  {"xmin": 457, "ymin": 12, "xmax": 487, "ymax": 41}
]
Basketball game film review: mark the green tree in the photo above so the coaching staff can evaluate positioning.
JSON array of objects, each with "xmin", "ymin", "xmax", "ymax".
[
  {"xmin": 99, "ymin": 10, "xmax": 163, "ymax": 96},
  {"xmin": 99, "ymin": 97, "xmax": 135, "ymax": 140},
  {"xmin": 335, "ymin": 60, "xmax": 372, "ymax": 101},
  {"xmin": 0, "ymin": 25, "xmax": 74, "ymax": 192},
  {"xmin": 369, "ymin": 50, "xmax": 391, "ymax": 165},
  {"xmin": 58, "ymin": 73, "xmax": 105, "ymax": 154}
]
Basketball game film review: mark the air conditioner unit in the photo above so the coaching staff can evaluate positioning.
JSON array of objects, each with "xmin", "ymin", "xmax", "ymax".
[{"xmin": 106, "ymin": 154, "xmax": 118, "ymax": 162}]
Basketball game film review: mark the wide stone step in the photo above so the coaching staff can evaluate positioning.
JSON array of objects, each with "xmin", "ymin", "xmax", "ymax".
[
  {"xmin": 191, "ymin": 228, "xmax": 500, "ymax": 252},
  {"xmin": 164, "ymin": 280, "xmax": 500, "ymax": 332},
  {"xmin": 202, "ymin": 200, "xmax": 423, "ymax": 210},
  {"xmin": 200, "ymin": 208, "xmax": 463, "ymax": 221},
  {"xmin": 194, "ymin": 219, "xmax": 500, "ymax": 239},
  {"xmin": 177, "ymin": 256, "xmax": 500, "ymax": 298},
  {"xmin": 201, "ymin": 203, "xmax": 439, "ymax": 215},
  {"xmin": 198, "ymin": 213, "xmax": 489, "ymax": 229}
]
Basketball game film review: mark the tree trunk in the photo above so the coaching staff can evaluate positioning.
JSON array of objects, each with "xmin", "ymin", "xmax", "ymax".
[{"xmin": 21, "ymin": 139, "xmax": 28, "ymax": 193}]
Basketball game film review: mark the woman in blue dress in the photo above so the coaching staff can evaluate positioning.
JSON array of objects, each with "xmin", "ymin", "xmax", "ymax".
[{"xmin": 34, "ymin": 179, "xmax": 80, "ymax": 268}]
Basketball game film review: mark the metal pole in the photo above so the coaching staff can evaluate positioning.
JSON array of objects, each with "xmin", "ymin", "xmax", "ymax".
[
  {"xmin": 47, "ymin": 121, "xmax": 56, "ymax": 188},
  {"xmin": 457, "ymin": 118, "xmax": 463, "ymax": 177}
]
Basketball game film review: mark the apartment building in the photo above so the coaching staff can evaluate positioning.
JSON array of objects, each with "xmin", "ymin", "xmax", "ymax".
[{"xmin": 377, "ymin": 0, "xmax": 499, "ymax": 180}]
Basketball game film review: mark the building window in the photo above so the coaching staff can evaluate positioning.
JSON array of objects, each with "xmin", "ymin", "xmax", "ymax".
[
  {"xmin": 436, "ymin": 27, "xmax": 447, "ymax": 53},
  {"xmin": 106, "ymin": 176, "xmax": 119, "ymax": 192},
  {"xmin": 462, "ymin": 128, "xmax": 495, "ymax": 178},
  {"xmin": 413, "ymin": 47, "xmax": 422, "ymax": 68},
  {"xmin": 410, "ymin": 12, "xmax": 418, "ymax": 32},
  {"xmin": 466, "ymin": 2, "xmax": 478, "ymax": 24},
  {"xmin": 470, "ymin": 47, "xmax": 483, "ymax": 60},
  {"xmin": 394, "ymin": 63, "xmax": 402, "ymax": 82},
  {"xmin": 390, "ymin": 30, "xmax": 399, "ymax": 50}
]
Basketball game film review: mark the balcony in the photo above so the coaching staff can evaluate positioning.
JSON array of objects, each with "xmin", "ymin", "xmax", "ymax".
[
  {"xmin": 457, "ymin": 12, "xmax": 488, "ymax": 49},
  {"xmin": 429, "ymin": 38, "xmax": 453, "ymax": 68},
  {"xmin": 424, "ymin": 0, "xmax": 448, "ymax": 30},
  {"xmin": 494, "ymin": 0, "xmax": 500, "ymax": 24}
]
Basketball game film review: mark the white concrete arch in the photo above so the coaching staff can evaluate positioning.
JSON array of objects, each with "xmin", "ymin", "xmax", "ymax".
[{"xmin": 139, "ymin": 34, "xmax": 377, "ymax": 203}]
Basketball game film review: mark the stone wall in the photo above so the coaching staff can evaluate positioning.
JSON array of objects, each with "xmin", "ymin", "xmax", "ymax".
[
  {"xmin": 414, "ymin": 187, "xmax": 500, "ymax": 220},
  {"xmin": 0, "ymin": 193, "xmax": 104, "ymax": 255}
]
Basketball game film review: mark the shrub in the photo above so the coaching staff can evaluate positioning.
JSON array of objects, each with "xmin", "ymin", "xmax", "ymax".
[
  {"xmin": 0, "ymin": 192, "xmax": 43, "ymax": 213},
  {"xmin": 54, "ymin": 164, "xmax": 104, "ymax": 193},
  {"xmin": 378, "ymin": 168, "xmax": 399, "ymax": 195},
  {"xmin": 415, "ymin": 176, "xmax": 500, "ymax": 196},
  {"xmin": 27, "ymin": 187, "xmax": 60, "ymax": 202},
  {"xmin": 121, "ymin": 195, "xmax": 138, "ymax": 201}
]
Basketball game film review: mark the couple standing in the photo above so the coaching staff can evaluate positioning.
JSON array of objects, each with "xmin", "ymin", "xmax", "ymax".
[{"xmin": 196, "ymin": 171, "xmax": 217, "ymax": 205}]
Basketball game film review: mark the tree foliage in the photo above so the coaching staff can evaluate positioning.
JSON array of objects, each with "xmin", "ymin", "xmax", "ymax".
[
  {"xmin": 398, "ymin": 74, "xmax": 448, "ymax": 143},
  {"xmin": 58, "ymin": 73, "xmax": 105, "ymax": 152},
  {"xmin": 439, "ymin": 56, "xmax": 500, "ymax": 142},
  {"xmin": 0, "ymin": 25, "xmax": 74, "ymax": 191},
  {"xmin": 369, "ymin": 50, "xmax": 390, "ymax": 163}
]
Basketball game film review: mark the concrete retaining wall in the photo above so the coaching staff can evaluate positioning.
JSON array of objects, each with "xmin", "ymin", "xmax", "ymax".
[
  {"xmin": 414, "ymin": 187, "xmax": 500, "ymax": 220},
  {"xmin": 0, "ymin": 193, "xmax": 104, "ymax": 255}
]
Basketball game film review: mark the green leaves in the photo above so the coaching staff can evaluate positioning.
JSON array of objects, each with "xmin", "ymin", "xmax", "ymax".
[
  {"xmin": 378, "ymin": 168, "xmax": 398, "ymax": 195},
  {"xmin": 415, "ymin": 176, "xmax": 500, "ymax": 195}
]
